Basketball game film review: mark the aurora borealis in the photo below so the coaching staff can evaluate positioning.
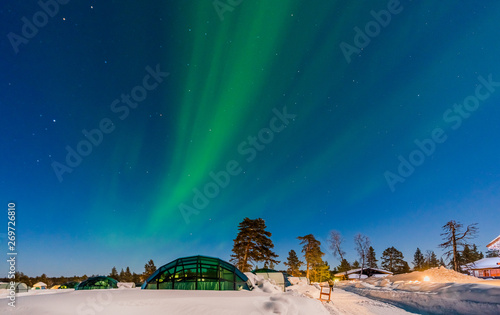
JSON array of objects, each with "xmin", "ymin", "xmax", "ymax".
[{"xmin": 2, "ymin": 1, "xmax": 500, "ymax": 276}]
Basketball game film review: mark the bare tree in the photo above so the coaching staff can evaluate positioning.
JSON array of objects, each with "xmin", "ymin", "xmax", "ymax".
[
  {"xmin": 354, "ymin": 234, "xmax": 370, "ymax": 279},
  {"xmin": 439, "ymin": 220, "xmax": 478, "ymax": 271},
  {"xmin": 328, "ymin": 230, "xmax": 349, "ymax": 279},
  {"xmin": 328, "ymin": 231, "xmax": 346, "ymax": 261}
]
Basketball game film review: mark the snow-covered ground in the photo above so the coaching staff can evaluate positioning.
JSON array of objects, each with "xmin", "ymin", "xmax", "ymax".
[
  {"xmin": 338, "ymin": 267, "xmax": 500, "ymax": 315},
  {"xmin": 0, "ymin": 273, "xmax": 415, "ymax": 315},
  {"xmin": 3, "ymin": 268, "xmax": 496, "ymax": 314}
]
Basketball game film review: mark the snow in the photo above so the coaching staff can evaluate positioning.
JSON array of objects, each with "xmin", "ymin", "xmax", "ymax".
[
  {"xmin": 338, "ymin": 267, "xmax": 500, "ymax": 314},
  {"xmin": 465, "ymin": 257, "xmax": 500, "ymax": 269},
  {"xmin": 0, "ymin": 275, "xmax": 417, "ymax": 315},
  {"xmin": 5, "ymin": 269, "xmax": 494, "ymax": 314}
]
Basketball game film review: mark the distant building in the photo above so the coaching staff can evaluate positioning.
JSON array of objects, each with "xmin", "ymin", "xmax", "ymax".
[
  {"xmin": 334, "ymin": 268, "xmax": 392, "ymax": 280},
  {"xmin": 32, "ymin": 282, "xmax": 47, "ymax": 290},
  {"xmin": 487, "ymin": 235, "xmax": 500, "ymax": 252},
  {"xmin": 465, "ymin": 257, "xmax": 500, "ymax": 279}
]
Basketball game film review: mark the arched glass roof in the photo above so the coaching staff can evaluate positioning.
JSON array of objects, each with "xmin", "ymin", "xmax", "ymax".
[
  {"xmin": 75, "ymin": 276, "xmax": 118, "ymax": 290},
  {"xmin": 142, "ymin": 255, "xmax": 252, "ymax": 291}
]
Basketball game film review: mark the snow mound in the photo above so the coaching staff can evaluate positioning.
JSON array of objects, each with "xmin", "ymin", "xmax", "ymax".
[
  {"xmin": 244, "ymin": 272, "xmax": 282, "ymax": 294},
  {"xmin": 386, "ymin": 266, "xmax": 479, "ymax": 283},
  {"xmin": 339, "ymin": 268, "xmax": 500, "ymax": 314}
]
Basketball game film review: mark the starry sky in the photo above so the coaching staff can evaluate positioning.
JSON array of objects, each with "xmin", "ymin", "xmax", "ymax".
[{"xmin": 1, "ymin": 1, "xmax": 500, "ymax": 277}]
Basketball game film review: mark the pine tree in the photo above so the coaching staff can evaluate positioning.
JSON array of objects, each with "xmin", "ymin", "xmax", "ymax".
[
  {"xmin": 425, "ymin": 250, "xmax": 439, "ymax": 268},
  {"xmin": 439, "ymin": 257, "xmax": 446, "ymax": 267},
  {"xmin": 144, "ymin": 259, "xmax": 157, "ymax": 279},
  {"xmin": 230, "ymin": 218, "xmax": 280, "ymax": 272},
  {"xmin": 367, "ymin": 246, "xmax": 378, "ymax": 268},
  {"xmin": 352, "ymin": 260, "xmax": 360, "ymax": 268},
  {"xmin": 119, "ymin": 268, "xmax": 125, "ymax": 282},
  {"xmin": 461, "ymin": 244, "xmax": 484, "ymax": 265},
  {"xmin": 124, "ymin": 267, "xmax": 133, "ymax": 282},
  {"xmin": 297, "ymin": 234, "xmax": 324, "ymax": 279},
  {"xmin": 381, "ymin": 247, "xmax": 409, "ymax": 274},
  {"xmin": 284, "ymin": 250, "xmax": 303, "ymax": 276},
  {"xmin": 413, "ymin": 248, "xmax": 425, "ymax": 271},
  {"xmin": 439, "ymin": 220, "xmax": 478, "ymax": 272},
  {"xmin": 337, "ymin": 259, "xmax": 351, "ymax": 276},
  {"xmin": 110, "ymin": 266, "xmax": 119, "ymax": 280}
]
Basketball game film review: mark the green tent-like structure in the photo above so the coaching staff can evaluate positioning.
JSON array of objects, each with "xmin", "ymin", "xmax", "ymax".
[
  {"xmin": 142, "ymin": 255, "xmax": 253, "ymax": 291},
  {"xmin": 59, "ymin": 281, "xmax": 80, "ymax": 289},
  {"xmin": 75, "ymin": 276, "xmax": 118, "ymax": 290}
]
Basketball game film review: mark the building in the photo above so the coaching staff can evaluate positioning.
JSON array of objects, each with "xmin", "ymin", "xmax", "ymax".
[
  {"xmin": 465, "ymin": 257, "xmax": 500, "ymax": 279},
  {"xmin": 334, "ymin": 268, "xmax": 393, "ymax": 280},
  {"xmin": 32, "ymin": 282, "xmax": 47, "ymax": 290},
  {"xmin": 75, "ymin": 277, "xmax": 118, "ymax": 290},
  {"xmin": 142, "ymin": 255, "xmax": 252, "ymax": 291},
  {"xmin": 487, "ymin": 235, "xmax": 500, "ymax": 252}
]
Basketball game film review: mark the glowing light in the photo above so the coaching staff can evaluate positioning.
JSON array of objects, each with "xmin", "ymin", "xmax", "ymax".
[{"xmin": 423, "ymin": 276, "xmax": 430, "ymax": 282}]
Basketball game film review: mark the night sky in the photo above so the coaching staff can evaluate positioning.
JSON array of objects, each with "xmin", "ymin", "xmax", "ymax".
[{"xmin": 1, "ymin": 1, "xmax": 500, "ymax": 277}]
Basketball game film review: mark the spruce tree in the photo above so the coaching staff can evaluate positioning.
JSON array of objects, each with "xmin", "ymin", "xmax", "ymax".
[
  {"xmin": 413, "ymin": 248, "xmax": 425, "ymax": 271},
  {"xmin": 124, "ymin": 267, "xmax": 133, "ymax": 282},
  {"xmin": 144, "ymin": 259, "xmax": 157, "ymax": 279},
  {"xmin": 230, "ymin": 218, "xmax": 280, "ymax": 272},
  {"xmin": 297, "ymin": 234, "xmax": 324, "ymax": 279},
  {"xmin": 352, "ymin": 260, "xmax": 360, "ymax": 268},
  {"xmin": 119, "ymin": 268, "xmax": 125, "ymax": 282},
  {"xmin": 284, "ymin": 250, "xmax": 303, "ymax": 276},
  {"xmin": 367, "ymin": 246, "xmax": 378, "ymax": 268},
  {"xmin": 337, "ymin": 259, "xmax": 351, "ymax": 276},
  {"xmin": 109, "ymin": 267, "xmax": 119, "ymax": 280},
  {"xmin": 381, "ymin": 246, "xmax": 409, "ymax": 274},
  {"xmin": 426, "ymin": 250, "xmax": 439, "ymax": 268}
]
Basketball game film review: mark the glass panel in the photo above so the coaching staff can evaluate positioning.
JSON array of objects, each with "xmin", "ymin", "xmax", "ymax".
[
  {"xmin": 174, "ymin": 282, "xmax": 196, "ymax": 290},
  {"xmin": 219, "ymin": 281, "xmax": 233, "ymax": 291},
  {"xmin": 221, "ymin": 268, "xmax": 234, "ymax": 281},
  {"xmin": 197, "ymin": 280, "xmax": 219, "ymax": 290}
]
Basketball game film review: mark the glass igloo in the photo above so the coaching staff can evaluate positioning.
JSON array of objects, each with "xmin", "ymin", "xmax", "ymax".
[{"xmin": 142, "ymin": 255, "xmax": 252, "ymax": 291}]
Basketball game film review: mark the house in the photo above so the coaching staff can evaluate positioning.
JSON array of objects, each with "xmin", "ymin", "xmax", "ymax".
[
  {"xmin": 487, "ymin": 235, "xmax": 500, "ymax": 252},
  {"xmin": 465, "ymin": 257, "xmax": 500, "ymax": 279},
  {"xmin": 334, "ymin": 268, "xmax": 392, "ymax": 280},
  {"xmin": 32, "ymin": 282, "xmax": 47, "ymax": 290}
]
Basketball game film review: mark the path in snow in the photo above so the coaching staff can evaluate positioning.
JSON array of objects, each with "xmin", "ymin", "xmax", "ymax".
[{"xmin": 322, "ymin": 288, "xmax": 417, "ymax": 315}]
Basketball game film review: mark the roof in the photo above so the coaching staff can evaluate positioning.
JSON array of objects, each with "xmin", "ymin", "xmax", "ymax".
[
  {"xmin": 33, "ymin": 282, "xmax": 47, "ymax": 286},
  {"xmin": 334, "ymin": 268, "xmax": 392, "ymax": 277},
  {"xmin": 487, "ymin": 235, "xmax": 500, "ymax": 250},
  {"xmin": 465, "ymin": 257, "xmax": 500, "ymax": 270}
]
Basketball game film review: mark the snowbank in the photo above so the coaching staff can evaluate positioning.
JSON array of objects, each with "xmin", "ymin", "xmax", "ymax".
[
  {"xmin": 0, "ymin": 277, "xmax": 329, "ymax": 315},
  {"xmin": 339, "ymin": 267, "xmax": 500, "ymax": 314}
]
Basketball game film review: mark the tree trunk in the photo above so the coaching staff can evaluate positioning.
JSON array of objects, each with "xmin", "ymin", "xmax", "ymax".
[{"xmin": 452, "ymin": 225, "xmax": 458, "ymax": 271}]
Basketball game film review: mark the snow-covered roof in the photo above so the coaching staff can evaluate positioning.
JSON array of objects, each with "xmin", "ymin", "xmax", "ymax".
[
  {"xmin": 465, "ymin": 257, "xmax": 500, "ymax": 270},
  {"xmin": 334, "ymin": 268, "xmax": 392, "ymax": 277},
  {"xmin": 486, "ymin": 235, "xmax": 500, "ymax": 250},
  {"xmin": 32, "ymin": 282, "xmax": 47, "ymax": 287}
]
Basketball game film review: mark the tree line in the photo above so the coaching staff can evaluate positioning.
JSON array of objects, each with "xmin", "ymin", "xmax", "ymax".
[
  {"xmin": 230, "ymin": 218, "xmax": 495, "ymax": 282},
  {"xmin": 4, "ymin": 259, "xmax": 158, "ymax": 287}
]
